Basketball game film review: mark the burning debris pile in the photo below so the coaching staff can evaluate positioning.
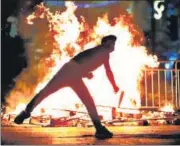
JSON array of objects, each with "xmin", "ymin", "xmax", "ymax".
[
  {"xmin": 3, "ymin": 1, "xmax": 178, "ymax": 127},
  {"xmin": 1, "ymin": 104, "xmax": 180, "ymax": 127}
]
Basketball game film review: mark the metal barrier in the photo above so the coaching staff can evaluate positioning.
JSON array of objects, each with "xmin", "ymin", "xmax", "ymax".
[{"xmin": 141, "ymin": 60, "xmax": 180, "ymax": 109}]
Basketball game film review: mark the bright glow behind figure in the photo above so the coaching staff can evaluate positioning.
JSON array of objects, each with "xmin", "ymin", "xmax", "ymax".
[{"xmin": 5, "ymin": 2, "xmax": 159, "ymax": 119}]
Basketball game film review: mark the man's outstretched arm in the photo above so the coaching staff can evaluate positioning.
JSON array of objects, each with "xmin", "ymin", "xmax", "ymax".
[{"xmin": 104, "ymin": 59, "xmax": 119, "ymax": 93}]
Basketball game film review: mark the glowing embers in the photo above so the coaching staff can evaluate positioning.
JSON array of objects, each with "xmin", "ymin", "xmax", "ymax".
[
  {"xmin": 1, "ymin": 104, "xmax": 179, "ymax": 127},
  {"xmin": 161, "ymin": 104, "xmax": 174, "ymax": 113}
]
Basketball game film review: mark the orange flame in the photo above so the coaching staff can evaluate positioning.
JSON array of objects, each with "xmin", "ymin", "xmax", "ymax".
[
  {"xmin": 161, "ymin": 104, "xmax": 174, "ymax": 112},
  {"xmin": 5, "ymin": 2, "xmax": 159, "ymax": 119}
]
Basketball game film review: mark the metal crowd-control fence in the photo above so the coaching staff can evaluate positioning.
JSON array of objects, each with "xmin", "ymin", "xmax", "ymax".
[{"xmin": 142, "ymin": 60, "xmax": 180, "ymax": 110}]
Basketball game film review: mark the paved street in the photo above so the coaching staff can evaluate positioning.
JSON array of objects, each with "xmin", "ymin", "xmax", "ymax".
[{"xmin": 1, "ymin": 125, "xmax": 180, "ymax": 145}]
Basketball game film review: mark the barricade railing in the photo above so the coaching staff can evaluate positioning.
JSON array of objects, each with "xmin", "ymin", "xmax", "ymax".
[{"xmin": 141, "ymin": 60, "xmax": 180, "ymax": 109}]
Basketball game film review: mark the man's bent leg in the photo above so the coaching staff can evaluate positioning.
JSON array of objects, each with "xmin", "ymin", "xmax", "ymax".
[{"xmin": 71, "ymin": 79, "xmax": 113, "ymax": 139}]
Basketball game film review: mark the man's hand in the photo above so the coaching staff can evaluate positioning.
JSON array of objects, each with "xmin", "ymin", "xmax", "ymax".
[
  {"xmin": 86, "ymin": 72, "xmax": 94, "ymax": 79},
  {"xmin": 113, "ymin": 85, "xmax": 119, "ymax": 93}
]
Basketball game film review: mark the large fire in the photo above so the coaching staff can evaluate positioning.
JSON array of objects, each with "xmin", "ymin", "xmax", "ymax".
[{"xmin": 5, "ymin": 2, "xmax": 160, "ymax": 119}]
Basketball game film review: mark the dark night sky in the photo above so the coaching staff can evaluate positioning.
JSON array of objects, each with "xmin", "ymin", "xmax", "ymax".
[
  {"xmin": 2, "ymin": 0, "xmax": 23, "ymax": 102},
  {"xmin": 1, "ymin": 0, "xmax": 43, "ymax": 102}
]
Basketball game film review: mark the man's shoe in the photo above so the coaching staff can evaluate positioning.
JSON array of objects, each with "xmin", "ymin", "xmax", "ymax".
[
  {"xmin": 95, "ymin": 126, "xmax": 113, "ymax": 139},
  {"xmin": 14, "ymin": 110, "xmax": 30, "ymax": 124}
]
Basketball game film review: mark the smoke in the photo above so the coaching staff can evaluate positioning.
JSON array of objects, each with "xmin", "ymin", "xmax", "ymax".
[{"xmin": 133, "ymin": 1, "xmax": 151, "ymax": 32}]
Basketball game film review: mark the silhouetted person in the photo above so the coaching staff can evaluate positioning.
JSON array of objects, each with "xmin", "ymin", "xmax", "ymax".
[{"xmin": 14, "ymin": 35, "xmax": 119, "ymax": 139}]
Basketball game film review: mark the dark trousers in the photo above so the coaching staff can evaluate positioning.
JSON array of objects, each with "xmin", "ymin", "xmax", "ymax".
[{"xmin": 24, "ymin": 62, "xmax": 102, "ymax": 129}]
